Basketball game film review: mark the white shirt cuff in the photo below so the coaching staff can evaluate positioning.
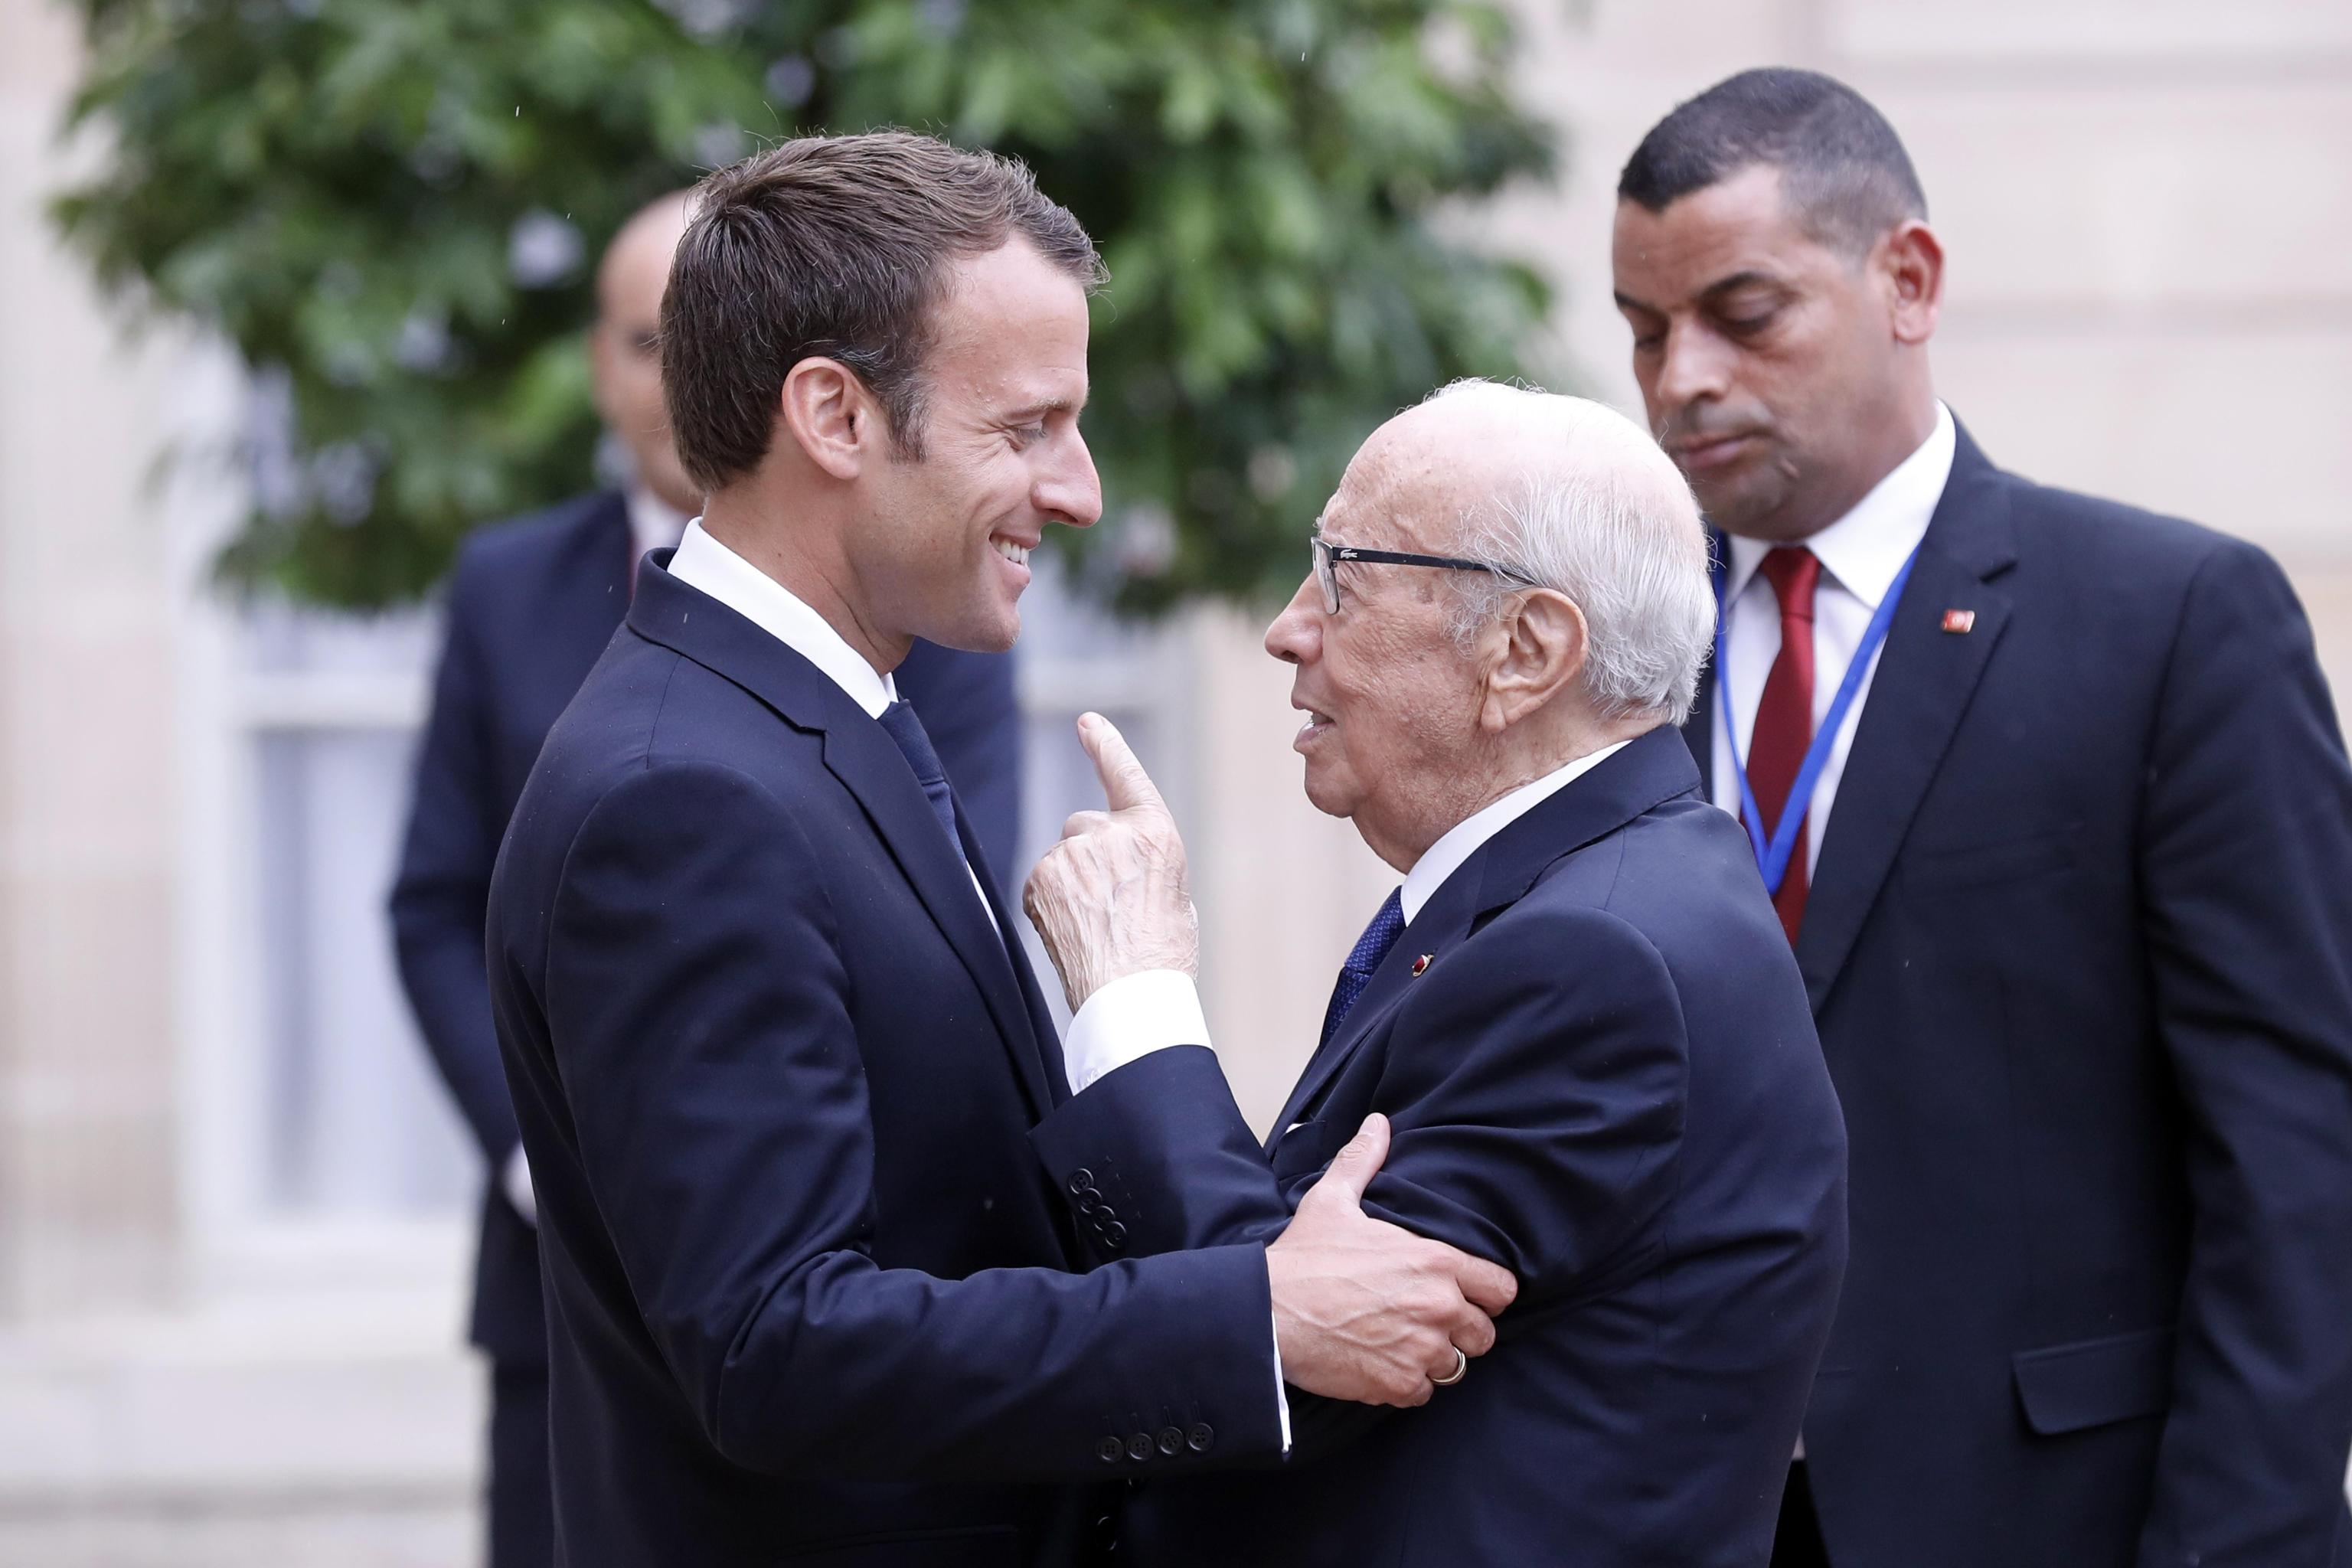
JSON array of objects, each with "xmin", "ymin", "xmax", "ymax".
[
  {"xmin": 1062, "ymin": 969, "xmax": 1210, "ymax": 1096},
  {"xmin": 502, "ymin": 1146, "xmax": 537, "ymax": 1226}
]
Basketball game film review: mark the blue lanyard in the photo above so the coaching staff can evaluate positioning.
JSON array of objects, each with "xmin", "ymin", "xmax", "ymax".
[{"xmin": 1712, "ymin": 544, "xmax": 1922, "ymax": 896}]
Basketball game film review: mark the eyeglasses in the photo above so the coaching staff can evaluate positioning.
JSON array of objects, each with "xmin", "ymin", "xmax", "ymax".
[{"xmin": 1310, "ymin": 537, "xmax": 1538, "ymax": 616}]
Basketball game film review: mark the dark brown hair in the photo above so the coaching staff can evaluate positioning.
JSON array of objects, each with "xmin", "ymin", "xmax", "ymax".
[{"xmin": 661, "ymin": 132, "xmax": 1104, "ymax": 490}]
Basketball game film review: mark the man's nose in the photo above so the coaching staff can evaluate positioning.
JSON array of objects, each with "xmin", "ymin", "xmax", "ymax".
[
  {"xmin": 1651, "ymin": 321, "xmax": 1733, "ymax": 416},
  {"xmin": 1264, "ymin": 576, "xmax": 1321, "ymax": 665},
  {"xmin": 1039, "ymin": 429, "xmax": 1103, "ymax": 529}
]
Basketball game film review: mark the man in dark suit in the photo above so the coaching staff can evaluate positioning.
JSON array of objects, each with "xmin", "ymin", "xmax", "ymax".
[
  {"xmin": 1021, "ymin": 381, "xmax": 1850, "ymax": 1565},
  {"xmin": 484, "ymin": 134, "xmax": 1514, "ymax": 1568},
  {"xmin": 1612, "ymin": 68, "xmax": 2352, "ymax": 1566},
  {"xmin": 388, "ymin": 191, "xmax": 1026, "ymax": 1567}
]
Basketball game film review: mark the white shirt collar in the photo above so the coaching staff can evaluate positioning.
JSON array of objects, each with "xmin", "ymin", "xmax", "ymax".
[
  {"xmin": 1723, "ymin": 401, "xmax": 1956, "ymax": 609},
  {"xmin": 1397, "ymin": 739, "xmax": 1635, "ymax": 924},
  {"xmin": 665, "ymin": 518, "xmax": 899, "ymax": 718},
  {"xmin": 626, "ymin": 487, "xmax": 690, "ymax": 567}
]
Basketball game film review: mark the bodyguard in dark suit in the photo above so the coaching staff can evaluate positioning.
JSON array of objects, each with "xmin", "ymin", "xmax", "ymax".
[
  {"xmin": 1022, "ymin": 384, "xmax": 1848, "ymax": 1566},
  {"xmin": 484, "ymin": 135, "xmax": 1512, "ymax": 1568},
  {"xmin": 1613, "ymin": 70, "xmax": 2352, "ymax": 1567},
  {"xmin": 387, "ymin": 194, "xmax": 1023, "ymax": 1568}
]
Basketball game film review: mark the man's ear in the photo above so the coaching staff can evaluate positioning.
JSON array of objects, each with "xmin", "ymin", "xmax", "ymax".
[
  {"xmin": 1879, "ymin": 219, "xmax": 1944, "ymax": 346},
  {"xmin": 777, "ymin": 358, "xmax": 883, "ymax": 481},
  {"xmin": 1478, "ymin": 589, "xmax": 1587, "ymax": 733}
]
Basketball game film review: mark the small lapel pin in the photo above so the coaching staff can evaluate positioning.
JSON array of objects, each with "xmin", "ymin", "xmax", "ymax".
[
  {"xmin": 1941, "ymin": 609, "xmax": 1976, "ymax": 635},
  {"xmin": 1411, "ymin": 954, "xmax": 1432, "ymax": 976}
]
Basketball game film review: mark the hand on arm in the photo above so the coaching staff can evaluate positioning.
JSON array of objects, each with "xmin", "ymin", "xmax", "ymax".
[{"xmin": 1268, "ymin": 1112, "xmax": 1516, "ymax": 1406}]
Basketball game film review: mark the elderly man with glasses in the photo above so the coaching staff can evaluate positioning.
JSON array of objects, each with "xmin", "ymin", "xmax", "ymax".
[{"xmin": 1022, "ymin": 380, "xmax": 1851, "ymax": 1567}]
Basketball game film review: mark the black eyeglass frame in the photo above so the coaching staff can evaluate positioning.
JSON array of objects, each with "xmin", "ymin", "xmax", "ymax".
[{"xmin": 1311, "ymin": 537, "xmax": 1540, "ymax": 616}]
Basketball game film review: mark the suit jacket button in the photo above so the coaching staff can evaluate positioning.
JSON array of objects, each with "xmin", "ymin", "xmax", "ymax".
[
  {"xmin": 1076, "ymin": 1194, "xmax": 1102, "ymax": 1214},
  {"xmin": 1068, "ymin": 1170, "xmax": 1095, "ymax": 1196},
  {"xmin": 1187, "ymin": 1423, "xmax": 1214, "ymax": 1452},
  {"xmin": 1096, "ymin": 1436, "xmax": 1125, "ymax": 1463},
  {"xmin": 1102, "ymin": 1221, "xmax": 1129, "ymax": 1246},
  {"xmin": 1156, "ymin": 1426, "xmax": 1184, "ymax": 1456},
  {"xmin": 1125, "ymin": 1432, "xmax": 1153, "ymax": 1461}
]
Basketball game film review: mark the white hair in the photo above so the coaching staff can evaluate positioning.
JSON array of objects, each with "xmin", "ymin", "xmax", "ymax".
[{"xmin": 1429, "ymin": 380, "xmax": 1715, "ymax": 721}]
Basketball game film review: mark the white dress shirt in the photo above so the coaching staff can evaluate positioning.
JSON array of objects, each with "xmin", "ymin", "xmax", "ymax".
[
  {"xmin": 1710, "ymin": 403, "xmax": 1957, "ymax": 875},
  {"xmin": 670, "ymin": 520, "xmax": 900, "ymax": 712}
]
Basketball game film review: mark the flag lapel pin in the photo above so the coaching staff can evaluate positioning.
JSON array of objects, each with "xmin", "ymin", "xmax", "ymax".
[
  {"xmin": 1411, "ymin": 954, "xmax": 1432, "ymax": 976},
  {"xmin": 1942, "ymin": 609, "xmax": 1976, "ymax": 634}
]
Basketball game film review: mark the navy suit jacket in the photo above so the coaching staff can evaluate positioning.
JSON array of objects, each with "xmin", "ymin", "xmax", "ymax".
[
  {"xmin": 1682, "ymin": 426, "xmax": 2352, "ymax": 1567},
  {"xmin": 389, "ymin": 490, "xmax": 1023, "ymax": 1364},
  {"xmin": 482, "ymin": 554, "xmax": 1284, "ymax": 1566},
  {"xmin": 1033, "ymin": 726, "xmax": 1850, "ymax": 1566}
]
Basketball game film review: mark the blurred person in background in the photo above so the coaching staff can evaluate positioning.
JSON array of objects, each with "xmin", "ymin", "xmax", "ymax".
[
  {"xmin": 1612, "ymin": 67, "xmax": 2352, "ymax": 1568},
  {"xmin": 387, "ymin": 188, "xmax": 1025, "ymax": 1567},
  {"xmin": 1022, "ymin": 382, "xmax": 1849, "ymax": 1566}
]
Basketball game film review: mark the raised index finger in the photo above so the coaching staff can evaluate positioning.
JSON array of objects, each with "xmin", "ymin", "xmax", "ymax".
[{"xmin": 1077, "ymin": 712, "xmax": 1166, "ymax": 815}]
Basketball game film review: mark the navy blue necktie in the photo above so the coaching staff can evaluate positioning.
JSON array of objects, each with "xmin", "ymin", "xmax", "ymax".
[
  {"xmin": 877, "ymin": 699, "xmax": 962, "ymax": 854},
  {"xmin": 1319, "ymin": 889, "xmax": 1406, "ymax": 1050}
]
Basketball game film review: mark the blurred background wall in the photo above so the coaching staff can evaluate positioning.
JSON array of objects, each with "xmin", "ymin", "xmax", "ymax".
[{"xmin": 1, "ymin": 0, "xmax": 2347, "ymax": 1560}]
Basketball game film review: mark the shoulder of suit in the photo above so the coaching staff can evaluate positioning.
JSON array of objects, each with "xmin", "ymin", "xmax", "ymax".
[
  {"xmin": 1481, "ymin": 856, "xmax": 1669, "ymax": 953},
  {"xmin": 1432, "ymin": 897, "xmax": 1684, "ymax": 1040},
  {"xmin": 1987, "ymin": 462, "xmax": 2265, "ymax": 586},
  {"xmin": 1501, "ymin": 802, "xmax": 1759, "ymax": 942},
  {"xmin": 446, "ymin": 490, "xmax": 626, "ymax": 590}
]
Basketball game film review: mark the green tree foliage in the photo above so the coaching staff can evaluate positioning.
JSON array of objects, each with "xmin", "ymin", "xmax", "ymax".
[{"xmin": 56, "ymin": 0, "xmax": 1556, "ymax": 610}]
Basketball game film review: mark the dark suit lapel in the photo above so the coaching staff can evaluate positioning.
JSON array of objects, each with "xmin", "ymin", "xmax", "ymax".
[
  {"xmin": 1794, "ymin": 427, "xmax": 2017, "ymax": 1010},
  {"xmin": 626, "ymin": 557, "xmax": 1057, "ymax": 1117},
  {"xmin": 960, "ymin": 806, "xmax": 1074, "ymax": 1106},
  {"xmin": 817, "ymin": 721, "xmax": 1057, "ymax": 1115},
  {"xmin": 1269, "ymin": 727, "xmax": 1701, "ymax": 1141}
]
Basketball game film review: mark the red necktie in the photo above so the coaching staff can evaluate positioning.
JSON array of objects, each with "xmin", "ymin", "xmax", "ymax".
[{"xmin": 1749, "ymin": 547, "xmax": 1821, "ymax": 945}]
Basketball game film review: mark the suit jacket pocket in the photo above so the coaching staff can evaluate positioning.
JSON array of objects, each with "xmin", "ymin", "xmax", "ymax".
[
  {"xmin": 1905, "ymin": 825, "xmax": 2080, "ymax": 892},
  {"xmin": 2011, "ymin": 1325, "xmax": 2175, "ymax": 1435}
]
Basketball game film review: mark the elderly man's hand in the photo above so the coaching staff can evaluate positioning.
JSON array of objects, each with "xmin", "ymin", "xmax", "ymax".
[
  {"xmin": 1022, "ymin": 713, "xmax": 1200, "ymax": 1012},
  {"xmin": 1269, "ymin": 1113, "xmax": 1519, "ymax": 1406}
]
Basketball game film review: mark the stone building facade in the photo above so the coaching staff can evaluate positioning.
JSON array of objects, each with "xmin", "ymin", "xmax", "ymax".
[{"xmin": 2, "ymin": 0, "xmax": 2347, "ymax": 1559}]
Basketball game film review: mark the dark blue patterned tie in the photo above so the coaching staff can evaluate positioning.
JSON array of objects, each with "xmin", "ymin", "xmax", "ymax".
[
  {"xmin": 1319, "ymin": 889, "xmax": 1406, "ymax": 1050},
  {"xmin": 876, "ymin": 699, "xmax": 962, "ymax": 854}
]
